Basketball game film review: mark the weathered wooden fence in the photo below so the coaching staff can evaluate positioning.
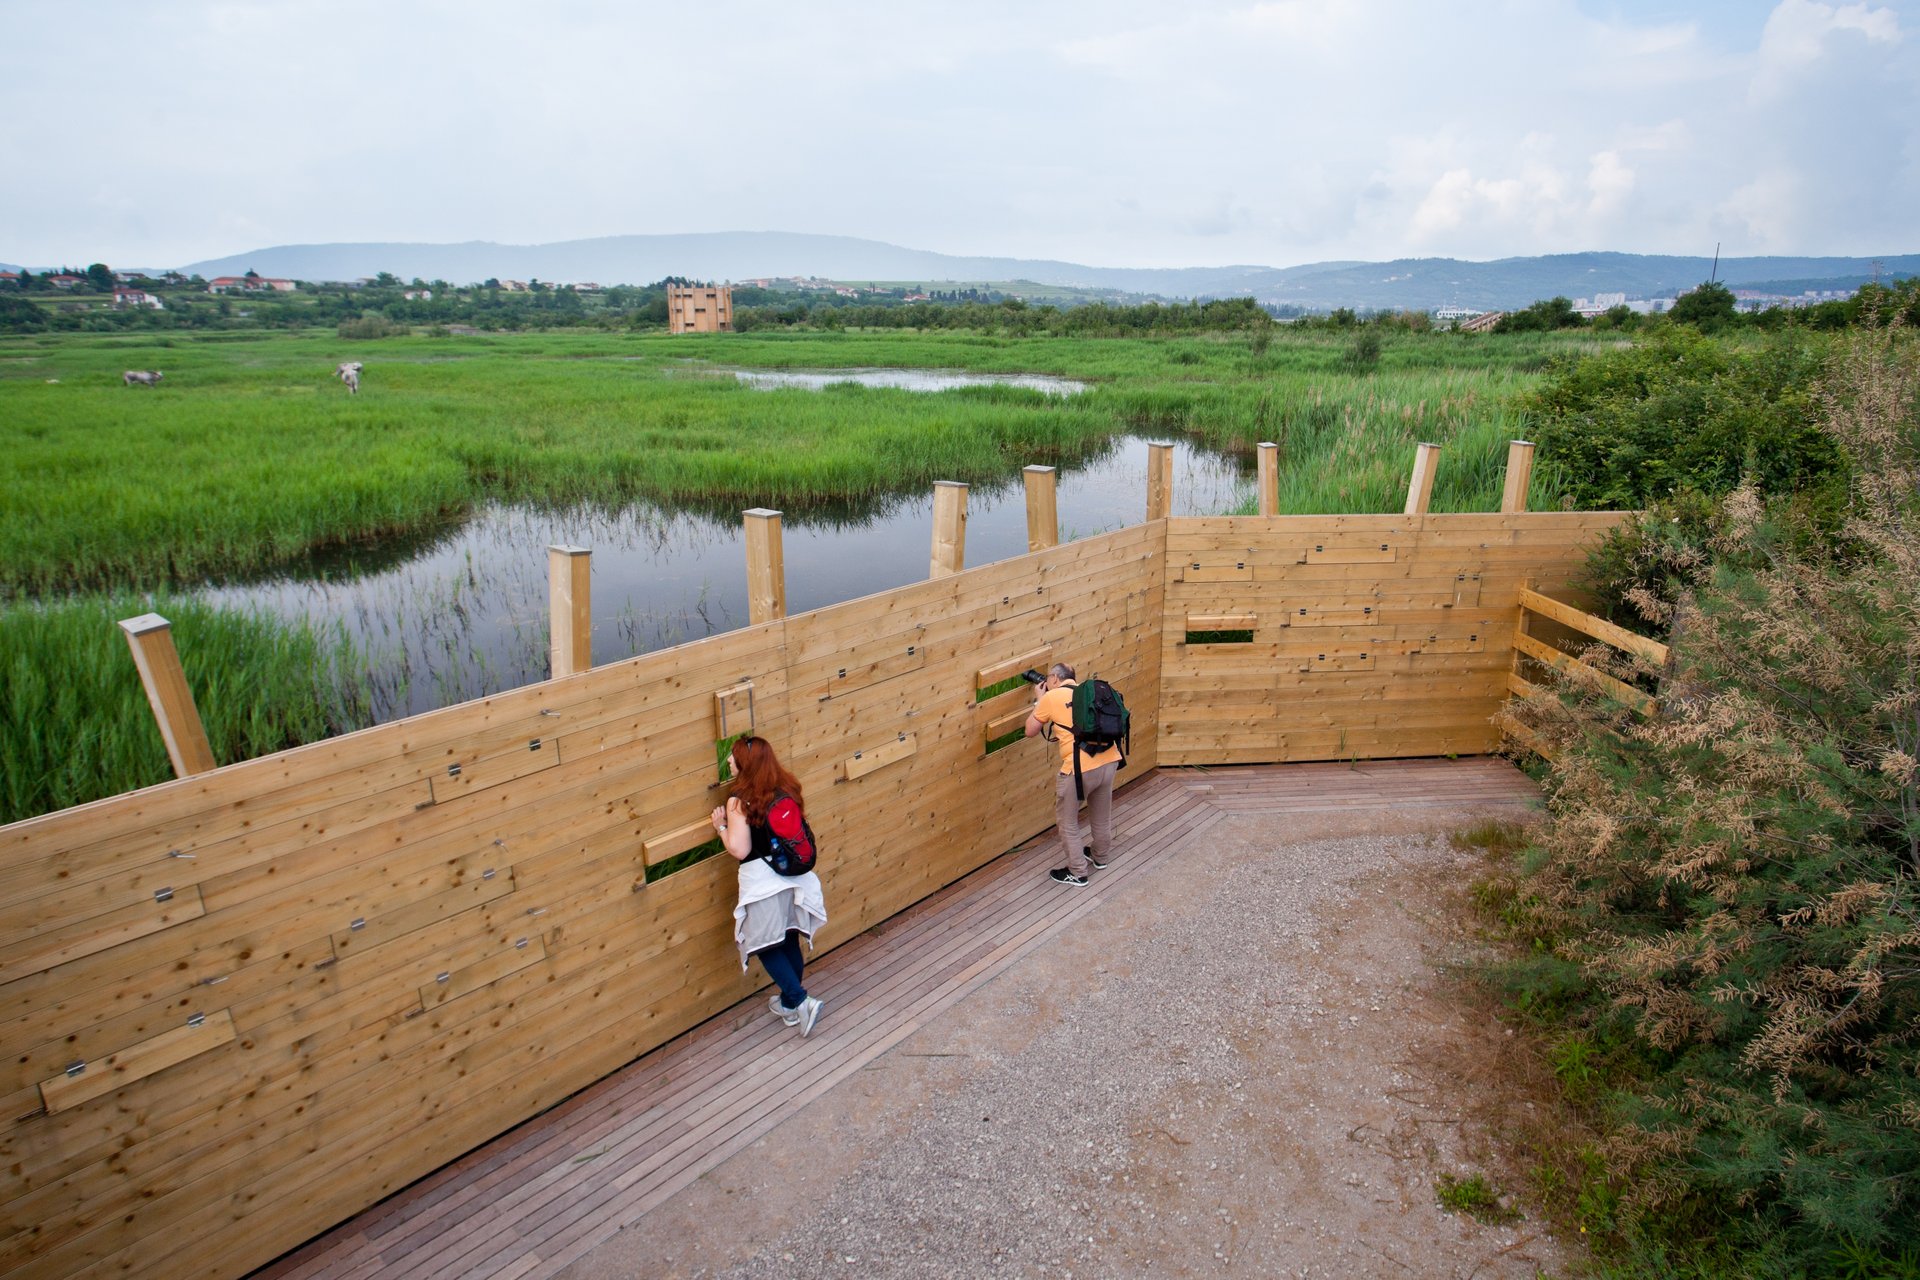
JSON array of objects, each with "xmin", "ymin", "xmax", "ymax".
[
  {"xmin": 0, "ymin": 450, "xmax": 1627, "ymax": 1280},
  {"xmin": 1499, "ymin": 585, "xmax": 1670, "ymax": 759}
]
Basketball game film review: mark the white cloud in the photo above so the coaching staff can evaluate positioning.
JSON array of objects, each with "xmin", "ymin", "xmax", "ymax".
[
  {"xmin": 1753, "ymin": 0, "xmax": 1903, "ymax": 100},
  {"xmin": 0, "ymin": 0, "xmax": 1914, "ymax": 268}
]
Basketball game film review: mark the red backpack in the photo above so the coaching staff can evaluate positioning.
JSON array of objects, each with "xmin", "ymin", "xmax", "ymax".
[{"xmin": 760, "ymin": 794, "xmax": 818, "ymax": 877}]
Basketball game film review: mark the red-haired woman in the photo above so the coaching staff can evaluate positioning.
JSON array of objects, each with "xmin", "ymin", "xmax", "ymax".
[{"xmin": 710, "ymin": 736, "xmax": 828, "ymax": 1036}]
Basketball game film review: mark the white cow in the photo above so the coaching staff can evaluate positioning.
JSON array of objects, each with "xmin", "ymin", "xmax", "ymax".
[
  {"xmin": 335, "ymin": 361, "xmax": 362, "ymax": 394},
  {"xmin": 122, "ymin": 370, "xmax": 163, "ymax": 388}
]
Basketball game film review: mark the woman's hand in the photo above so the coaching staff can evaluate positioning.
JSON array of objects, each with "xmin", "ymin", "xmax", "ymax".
[{"xmin": 710, "ymin": 804, "xmax": 726, "ymax": 834}]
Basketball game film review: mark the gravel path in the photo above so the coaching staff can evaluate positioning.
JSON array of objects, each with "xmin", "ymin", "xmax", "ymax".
[{"xmin": 559, "ymin": 800, "xmax": 1566, "ymax": 1279}]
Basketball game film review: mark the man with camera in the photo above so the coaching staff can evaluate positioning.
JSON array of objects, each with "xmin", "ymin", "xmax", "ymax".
[{"xmin": 1023, "ymin": 663, "xmax": 1121, "ymax": 886}]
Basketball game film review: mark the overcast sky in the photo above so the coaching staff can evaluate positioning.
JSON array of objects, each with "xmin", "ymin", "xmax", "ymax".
[{"xmin": 4, "ymin": 0, "xmax": 1914, "ymax": 270}]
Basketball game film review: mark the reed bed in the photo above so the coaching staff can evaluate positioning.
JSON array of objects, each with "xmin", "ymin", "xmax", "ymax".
[{"xmin": 0, "ymin": 595, "xmax": 372, "ymax": 824}]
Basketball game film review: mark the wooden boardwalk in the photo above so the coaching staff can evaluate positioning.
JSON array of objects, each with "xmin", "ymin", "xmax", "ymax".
[{"xmin": 251, "ymin": 758, "xmax": 1539, "ymax": 1280}]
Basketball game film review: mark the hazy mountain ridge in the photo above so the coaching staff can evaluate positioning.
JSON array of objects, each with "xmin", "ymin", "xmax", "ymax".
[{"xmin": 168, "ymin": 232, "xmax": 1920, "ymax": 311}]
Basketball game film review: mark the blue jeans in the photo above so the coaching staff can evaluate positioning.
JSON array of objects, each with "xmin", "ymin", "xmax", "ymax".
[{"xmin": 754, "ymin": 930, "xmax": 808, "ymax": 1009}]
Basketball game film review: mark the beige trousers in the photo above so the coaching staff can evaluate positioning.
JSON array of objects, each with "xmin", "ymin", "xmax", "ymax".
[{"xmin": 1053, "ymin": 760, "xmax": 1117, "ymax": 877}]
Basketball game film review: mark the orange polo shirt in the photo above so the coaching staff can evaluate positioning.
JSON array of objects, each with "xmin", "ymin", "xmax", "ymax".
[{"xmin": 1034, "ymin": 683, "xmax": 1124, "ymax": 776}]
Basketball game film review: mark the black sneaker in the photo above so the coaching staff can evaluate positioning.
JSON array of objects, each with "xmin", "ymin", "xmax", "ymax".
[
  {"xmin": 1085, "ymin": 846, "xmax": 1109, "ymax": 869},
  {"xmin": 1050, "ymin": 868, "xmax": 1089, "ymax": 886}
]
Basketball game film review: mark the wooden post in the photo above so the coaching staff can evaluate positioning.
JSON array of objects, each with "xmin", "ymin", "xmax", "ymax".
[
  {"xmin": 743, "ymin": 508, "xmax": 787, "ymax": 624},
  {"xmin": 1146, "ymin": 441, "xmax": 1174, "ymax": 522},
  {"xmin": 547, "ymin": 545, "xmax": 592, "ymax": 679},
  {"xmin": 930, "ymin": 482, "xmax": 968, "ymax": 578},
  {"xmin": 1256, "ymin": 442, "xmax": 1279, "ymax": 517},
  {"xmin": 1501, "ymin": 440, "xmax": 1536, "ymax": 513},
  {"xmin": 1023, "ymin": 466, "xmax": 1058, "ymax": 552},
  {"xmin": 1404, "ymin": 442, "xmax": 1441, "ymax": 516},
  {"xmin": 118, "ymin": 614, "xmax": 216, "ymax": 777}
]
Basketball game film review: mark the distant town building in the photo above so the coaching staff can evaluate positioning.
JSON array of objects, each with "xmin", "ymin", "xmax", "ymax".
[
  {"xmin": 206, "ymin": 276, "xmax": 296, "ymax": 293},
  {"xmin": 113, "ymin": 288, "xmax": 164, "ymax": 309},
  {"xmin": 1433, "ymin": 305, "xmax": 1485, "ymax": 323},
  {"xmin": 47, "ymin": 274, "xmax": 82, "ymax": 289},
  {"xmin": 667, "ymin": 284, "xmax": 733, "ymax": 334},
  {"xmin": 402, "ymin": 289, "xmax": 433, "ymax": 301}
]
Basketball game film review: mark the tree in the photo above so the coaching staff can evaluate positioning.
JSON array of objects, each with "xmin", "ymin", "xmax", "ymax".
[
  {"xmin": 1670, "ymin": 280, "xmax": 1737, "ymax": 331},
  {"xmin": 85, "ymin": 263, "xmax": 113, "ymax": 290}
]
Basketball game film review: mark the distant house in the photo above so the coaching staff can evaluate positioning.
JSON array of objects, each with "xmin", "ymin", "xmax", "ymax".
[
  {"xmin": 207, "ymin": 276, "xmax": 297, "ymax": 294},
  {"xmin": 1433, "ymin": 306, "xmax": 1483, "ymax": 323},
  {"xmin": 113, "ymin": 288, "xmax": 165, "ymax": 310},
  {"xmin": 47, "ymin": 274, "xmax": 82, "ymax": 289},
  {"xmin": 498, "ymin": 280, "xmax": 529, "ymax": 292},
  {"xmin": 402, "ymin": 289, "xmax": 433, "ymax": 301},
  {"xmin": 0, "ymin": 271, "xmax": 18, "ymax": 284}
]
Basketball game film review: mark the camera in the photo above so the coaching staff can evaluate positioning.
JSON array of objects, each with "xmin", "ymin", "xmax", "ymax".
[{"xmin": 1019, "ymin": 669, "xmax": 1048, "ymax": 686}]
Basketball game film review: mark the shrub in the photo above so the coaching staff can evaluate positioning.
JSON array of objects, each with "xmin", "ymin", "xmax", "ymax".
[
  {"xmin": 1524, "ymin": 327, "xmax": 1844, "ymax": 511},
  {"xmin": 1507, "ymin": 325, "xmax": 1920, "ymax": 1274},
  {"xmin": 338, "ymin": 314, "xmax": 409, "ymax": 339}
]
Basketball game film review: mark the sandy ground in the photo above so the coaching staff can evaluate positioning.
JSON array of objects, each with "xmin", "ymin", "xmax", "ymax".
[{"xmin": 557, "ymin": 801, "xmax": 1569, "ymax": 1280}]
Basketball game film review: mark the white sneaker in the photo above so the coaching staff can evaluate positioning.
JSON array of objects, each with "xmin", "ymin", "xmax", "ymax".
[
  {"xmin": 797, "ymin": 996, "xmax": 823, "ymax": 1038},
  {"xmin": 769, "ymin": 993, "xmax": 801, "ymax": 1026}
]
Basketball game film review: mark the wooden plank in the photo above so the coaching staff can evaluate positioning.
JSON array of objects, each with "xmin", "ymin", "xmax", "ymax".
[
  {"xmin": 118, "ymin": 614, "xmax": 217, "ymax": 778},
  {"xmin": 421, "ymin": 937, "xmax": 549, "ymax": 1009},
  {"xmin": 329, "ymin": 871, "xmax": 520, "ymax": 959},
  {"xmin": 1186, "ymin": 613, "xmax": 1258, "ymax": 631},
  {"xmin": 1301, "ymin": 544, "xmax": 1396, "ymax": 565},
  {"xmin": 983, "ymin": 707, "xmax": 1031, "ymax": 743},
  {"xmin": 844, "ymin": 733, "xmax": 917, "ymax": 782},
  {"xmin": 1518, "ymin": 588, "xmax": 1668, "ymax": 665},
  {"xmin": 0, "ymin": 884, "xmax": 205, "ymax": 983},
  {"xmin": 1512, "ymin": 630, "xmax": 1658, "ymax": 715},
  {"xmin": 976, "ymin": 647, "xmax": 1053, "ymax": 691},
  {"xmin": 1404, "ymin": 442, "xmax": 1441, "ymax": 516},
  {"xmin": 743, "ymin": 509, "xmax": 786, "ymax": 625},
  {"xmin": 39, "ymin": 1009, "xmax": 235, "ymax": 1115},
  {"xmin": 641, "ymin": 819, "xmax": 714, "ymax": 870}
]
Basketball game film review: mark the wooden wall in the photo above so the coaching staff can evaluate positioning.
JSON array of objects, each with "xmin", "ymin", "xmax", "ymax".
[
  {"xmin": 1159, "ymin": 513, "xmax": 1627, "ymax": 764},
  {"xmin": 0, "ymin": 508, "xmax": 1618, "ymax": 1279},
  {"xmin": 0, "ymin": 524, "xmax": 1162, "ymax": 1280}
]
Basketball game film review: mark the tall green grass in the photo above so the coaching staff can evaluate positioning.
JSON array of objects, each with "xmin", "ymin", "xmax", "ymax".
[{"xmin": 0, "ymin": 595, "xmax": 372, "ymax": 823}]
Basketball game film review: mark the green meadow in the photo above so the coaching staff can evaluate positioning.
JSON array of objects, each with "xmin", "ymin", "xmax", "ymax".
[
  {"xmin": 0, "ymin": 327, "xmax": 1586, "ymax": 595},
  {"xmin": 0, "ymin": 325, "xmax": 1592, "ymax": 821}
]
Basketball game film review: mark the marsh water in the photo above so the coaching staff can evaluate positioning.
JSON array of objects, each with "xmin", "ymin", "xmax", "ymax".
[
  {"xmin": 201, "ymin": 433, "xmax": 1253, "ymax": 722},
  {"xmin": 730, "ymin": 367, "xmax": 1089, "ymax": 395}
]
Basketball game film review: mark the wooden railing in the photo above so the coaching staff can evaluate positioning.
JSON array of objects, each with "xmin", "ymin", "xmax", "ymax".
[
  {"xmin": 1502, "ymin": 587, "xmax": 1669, "ymax": 758},
  {"xmin": 0, "ymin": 443, "xmax": 1627, "ymax": 1280}
]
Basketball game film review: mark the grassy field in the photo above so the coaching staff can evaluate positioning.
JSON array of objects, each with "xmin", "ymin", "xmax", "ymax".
[
  {"xmin": 0, "ymin": 327, "xmax": 1592, "ymax": 596},
  {"xmin": 0, "ymin": 325, "xmax": 1600, "ymax": 822}
]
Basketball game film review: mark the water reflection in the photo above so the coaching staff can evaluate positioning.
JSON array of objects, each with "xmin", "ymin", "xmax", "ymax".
[
  {"xmin": 729, "ymin": 367, "xmax": 1088, "ymax": 395},
  {"xmin": 198, "ymin": 436, "xmax": 1250, "ymax": 722}
]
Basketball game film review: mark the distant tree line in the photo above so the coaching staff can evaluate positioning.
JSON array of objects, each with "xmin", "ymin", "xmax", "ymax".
[{"xmin": 3, "ymin": 264, "xmax": 1913, "ymax": 338}]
